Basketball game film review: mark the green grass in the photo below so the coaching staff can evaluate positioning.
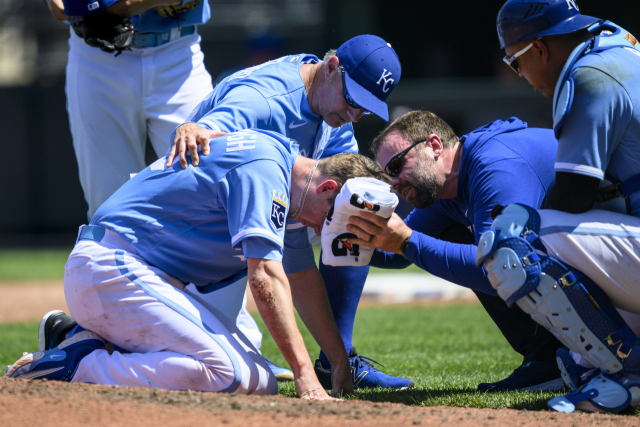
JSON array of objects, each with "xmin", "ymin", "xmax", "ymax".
[
  {"xmin": 0, "ymin": 246, "xmax": 425, "ymax": 282},
  {"xmin": 0, "ymin": 305, "xmax": 560, "ymax": 410},
  {"xmin": 254, "ymin": 304, "xmax": 561, "ymax": 409},
  {"xmin": 0, "ymin": 249, "xmax": 72, "ymax": 281},
  {"xmin": 0, "ymin": 248, "xmax": 561, "ymax": 409}
]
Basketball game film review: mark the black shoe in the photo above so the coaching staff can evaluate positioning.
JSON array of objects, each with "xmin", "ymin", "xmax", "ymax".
[
  {"xmin": 38, "ymin": 310, "xmax": 78, "ymax": 351},
  {"xmin": 477, "ymin": 357, "xmax": 566, "ymax": 392}
]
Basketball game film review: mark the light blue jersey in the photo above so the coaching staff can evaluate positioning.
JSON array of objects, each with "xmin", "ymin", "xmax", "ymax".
[
  {"xmin": 555, "ymin": 46, "xmax": 640, "ymax": 215},
  {"xmin": 174, "ymin": 54, "xmax": 359, "ymax": 160},
  {"xmin": 63, "ymin": 0, "xmax": 209, "ymax": 32},
  {"xmin": 172, "ymin": 53, "xmax": 359, "ymax": 271},
  {"xmin": 92, "ymin": 129, "xmax": 300, "ymax": 293}
]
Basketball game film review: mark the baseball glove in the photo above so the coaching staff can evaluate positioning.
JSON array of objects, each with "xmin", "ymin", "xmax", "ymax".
[
  {"xmin": 154, "ymin": 0, "xmax": 202, "ymax": 18},
  {"xmin": 70, "ymin": 11, "xmax": 134, "ymax": 57}
]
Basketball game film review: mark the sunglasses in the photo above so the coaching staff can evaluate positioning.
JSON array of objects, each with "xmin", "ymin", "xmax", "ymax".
[
  {"xmin": 339, "ymin": 66, "xmax": 371, "ymax": 115},
  {"xmin": 384, "ymin": 139, "xmax": 426, "ymax": 177},
  {"xmin": 503, "ymin": 38, "xmax": 542, "ymax": 74}
]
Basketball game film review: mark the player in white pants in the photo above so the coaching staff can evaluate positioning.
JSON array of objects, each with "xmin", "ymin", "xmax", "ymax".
[
  {"xmin": 48, "ymin": 0, "xmax": 266, "ymax": 357},
  {"xmin": 5, "ymin": 130, "xmax": 388, "ymax": 399}
]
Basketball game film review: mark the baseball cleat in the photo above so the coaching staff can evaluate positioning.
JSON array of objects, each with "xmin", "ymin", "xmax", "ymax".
[
  {"xmin": 4, "ymin": 330, "xmax": 104, "ymax": 382},
  {"xmin": 477, "ymin": 357, "xmax": 566, "ymax": 392},
  {"xmin": 39, "ymin": 310, "xmax": 79, "ymax": 352},
  {"xmin": 263, "ymin": 357, "xmax": 294, "ymax": 381},
  {"xmin": 556, "ymin": 348, "xmax": 596, "ymax": 391},
  {"xmin": 315, "ymin": 347, "xmax": 414, "ymax": 390}
]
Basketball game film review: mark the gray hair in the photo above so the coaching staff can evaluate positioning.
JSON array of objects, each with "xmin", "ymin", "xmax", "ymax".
[{"xmin": 323, "ymin": 48, "xmax": 337, "ymax": 63}]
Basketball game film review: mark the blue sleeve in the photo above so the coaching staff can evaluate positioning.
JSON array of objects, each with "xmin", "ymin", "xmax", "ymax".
[
  {"xmin": 169, "ymin": 85, "xmax": 272, "ymax": 147},
  {"xmin": 402, "ymin": 157, "xmax": 549, "ymax": 295},
  {"xmin": 405, "ymin": 204, "xmax": 459, "ymax": 238},
  {"xmin": 403, "ymin": 232, "xmax": 493, "ymax": 294},
  {"xmin": 221, "ymin": 159, "xmax": 286, "ymax": 262},
  {"xmin": 317, "ymin": 123, "xmax": 359, "ymax": 159},
  {"xmin": 555, "ymin": 66, "xmax": 633, "ymax": 180},
  {"xmin": 401, "ymin": 205, "xmax": 494, "ymax": 294},
  {"xmin": 196, "ymin": 85, "xmax": 271, "ymax": 134},
  {"xmin": 369, "ymin": 249, "xmax": 412, "ymax": 269},
  {"xmin": 282, "ymin": 224, "xmax": 316, "ymax": 274},
  {"xmin": 63, "ymin": 0, "xmax": 118, "ymax": 15}
]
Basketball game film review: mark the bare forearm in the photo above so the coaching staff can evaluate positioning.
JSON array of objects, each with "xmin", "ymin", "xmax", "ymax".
[
  {"xmin": 248, "ymin": 261, "xmax": 315, "ymax": 378},
  {"xmin": 288, "ymin": 267, "xmax": 349, "ymax": 369}
]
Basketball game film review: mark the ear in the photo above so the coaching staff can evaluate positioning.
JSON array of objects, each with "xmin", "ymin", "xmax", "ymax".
[
  {"xmin": 325, "ymin": 56, "xmax": 340, "ymax": 77},
  {"xmin": 532, "ymin": 39, "xmax": 549, "ymax": 64},
  {"xmin": 316, "ymin": 179, "xmax": 339, "ymax": 194},
  {"xmin": 426, "ymin": 134, "xmax": 443, "ymax": 158}
]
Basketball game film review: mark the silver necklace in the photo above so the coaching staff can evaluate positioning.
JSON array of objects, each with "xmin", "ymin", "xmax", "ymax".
[{"xmin": 290, "ymin": 159, "xmax": 320, "ymax": 220}]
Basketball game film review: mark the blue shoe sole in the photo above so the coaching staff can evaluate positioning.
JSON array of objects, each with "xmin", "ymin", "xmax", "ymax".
[{"xmin": 5, "ymin": 330, "xmax": 104, "ymax": 381}]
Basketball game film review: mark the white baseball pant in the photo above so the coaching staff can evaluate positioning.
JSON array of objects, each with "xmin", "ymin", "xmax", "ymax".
[
  {"xmin": 64, "ymin": 227, "xmax": 277, "ymax": 395},
  {"xmin": 66, "ymin": 30, "xmax": 213, "ymax": 219},
  {"xmin": 538, "ymin": 209, "xmax": 640, "ymax": 314}
]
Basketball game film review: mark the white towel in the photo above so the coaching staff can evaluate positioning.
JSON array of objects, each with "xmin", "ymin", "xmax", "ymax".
[{"xmin": 321, "ymin": 177, "xmax": 398, "ymax": 266}]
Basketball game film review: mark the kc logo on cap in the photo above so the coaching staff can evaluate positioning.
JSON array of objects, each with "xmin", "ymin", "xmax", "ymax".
[{"xmin": 337, "ymin": 35, "xmax": 402, "ymax": 122}]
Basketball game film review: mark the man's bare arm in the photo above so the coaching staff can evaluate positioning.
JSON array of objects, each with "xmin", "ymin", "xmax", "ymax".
[
  {"xmin": 287, "ymin": 266, "xmax": 353, "ymax": 396},
  {"xmin": 45, "ymin": 0, "xmax": 69, "ymax": 20},
  {"xmin": 247, "ymin": 258, "xmax": 338, "ymax": 400}
]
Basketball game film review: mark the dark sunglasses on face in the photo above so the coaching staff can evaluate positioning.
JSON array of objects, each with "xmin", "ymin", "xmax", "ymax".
[
  {"xmin": 339, "ymin": 66, "xmax": 371, "ymax": 115},
  {"xmin": 384, "ymin": 139, "xmax": 426, "ymax": 177}
]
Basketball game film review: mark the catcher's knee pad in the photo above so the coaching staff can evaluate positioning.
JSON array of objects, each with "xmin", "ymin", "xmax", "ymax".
[{"xmin": 477, "ymin": 203, "xmax": 640, "ymax": 375}]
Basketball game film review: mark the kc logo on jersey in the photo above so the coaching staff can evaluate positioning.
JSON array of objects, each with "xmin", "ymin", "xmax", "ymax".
[{"xmin": 271, "ymin": 190, "xmax": 288, "ymax": 230}]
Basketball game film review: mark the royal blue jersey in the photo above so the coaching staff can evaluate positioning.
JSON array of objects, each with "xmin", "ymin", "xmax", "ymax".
[
  {"xmin": 371, "ymin": 118, "xmax": 557, "ymax": 295},
  {"xmin": 63, "ymin": 0, "xmax": 209, "ymax": 32},
  {"xmin": 92, "ymin": 129, "xmax": 299, "ymax": 293},
  {"xmin": 555, "ymin": 47, "xmax": 640, "ymax": 216}
]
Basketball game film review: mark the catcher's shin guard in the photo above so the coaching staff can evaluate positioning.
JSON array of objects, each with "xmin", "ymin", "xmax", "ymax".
[{"xmin": 477, "ymin": 204, "xmax": 640, "ymax": 377}]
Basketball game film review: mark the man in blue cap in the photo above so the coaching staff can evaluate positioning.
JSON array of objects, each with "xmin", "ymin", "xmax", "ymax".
[
  {"xmin": 40, "ymin": 35, "xmax": 413, "ymax": 390},
  {"xmin": 476, "ymin": 0, "xmax": 640, "ymax": 413}
]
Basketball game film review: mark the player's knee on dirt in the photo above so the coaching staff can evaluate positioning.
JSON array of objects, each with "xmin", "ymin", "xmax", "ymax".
[{"xmin": 478, "ymin": 203, "xmax": 640, "ymax": 376}]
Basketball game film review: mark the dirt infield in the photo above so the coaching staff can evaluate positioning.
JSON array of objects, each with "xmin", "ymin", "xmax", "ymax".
[
  {"xmin": 1, "ymin": 283, "xmax": 638, "ymax": 426},
  {"xmin": 2, "ymin": 379, "xmax": 638, "ymax": 427}
]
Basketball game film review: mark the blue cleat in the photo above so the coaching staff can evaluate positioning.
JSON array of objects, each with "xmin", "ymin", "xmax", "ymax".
[
  {"xmin": 4, "ymin": 330, "xmax": 104, "ymax": 381},
  {"xmin": 314, "ymin": 347, "xmax": 414, "ymax": 390},
  {"xmin": 263, "ymin": 357, "xmax": 294, "ymax": 381}
]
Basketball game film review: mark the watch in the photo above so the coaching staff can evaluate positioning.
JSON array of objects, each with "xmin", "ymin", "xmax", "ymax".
[{"xmin": 400, "ymin": 237, "xmax": 410, "ymax": 257}]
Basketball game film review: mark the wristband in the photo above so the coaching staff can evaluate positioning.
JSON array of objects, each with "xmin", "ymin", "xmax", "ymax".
[{"xmin": 400, "ymin": 238, "xmax": 410, "ymax": 257}]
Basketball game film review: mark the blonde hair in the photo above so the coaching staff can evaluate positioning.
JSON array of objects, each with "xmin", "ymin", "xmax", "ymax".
[{"xmin": 317, "ymin": 153, "xmax": 390, "ymax": 185}]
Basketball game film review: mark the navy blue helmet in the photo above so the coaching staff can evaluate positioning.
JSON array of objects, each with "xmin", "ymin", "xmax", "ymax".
[{"xmin": 497, "ymin": 0, "xmax": 600, "ymax": 48}]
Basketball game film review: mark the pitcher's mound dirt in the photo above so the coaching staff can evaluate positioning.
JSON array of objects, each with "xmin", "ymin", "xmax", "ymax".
[{"xmin": 1, "ymin": 379, "xmax": 637, "ymax": 427}]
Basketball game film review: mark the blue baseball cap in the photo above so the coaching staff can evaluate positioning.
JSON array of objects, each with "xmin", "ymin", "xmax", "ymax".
[
  {"xmin": 336, "ymin": 35, "xmax": 401, "ymax": 122},
  {"xmin": 497, "ymin": 0, "xmax": 600, "ymax": 48}
]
